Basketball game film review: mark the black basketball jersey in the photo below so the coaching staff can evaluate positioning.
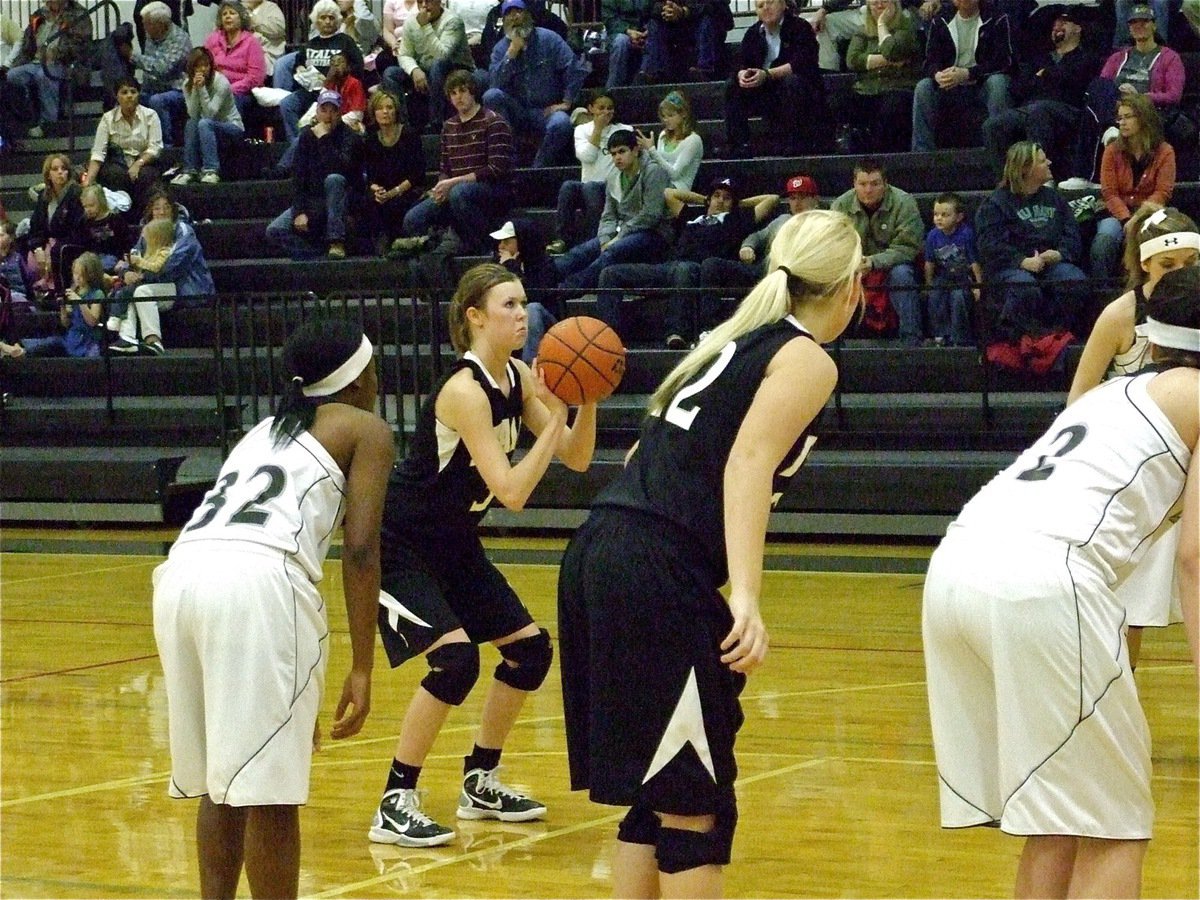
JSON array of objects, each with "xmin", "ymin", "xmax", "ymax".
[
  {"xmin": 595, "ymin": 316, "xmax": 822, "ymax": 584},
  {"xmin": 383, "ymin": 352, "xmax": 524, "ymax": 540}
]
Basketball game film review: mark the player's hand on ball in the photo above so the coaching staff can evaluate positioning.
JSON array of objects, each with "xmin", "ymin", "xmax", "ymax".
[
  {"xmin": 331, "ymin": 668, "xmax": 371, "ymax": 739},
  {"xmin": 720, "ymin": 592, "xmax": 768, "ymax": 673},
  {"xmin": 531, "ymin": 358, "xmax": 569, "ymax": 417}
]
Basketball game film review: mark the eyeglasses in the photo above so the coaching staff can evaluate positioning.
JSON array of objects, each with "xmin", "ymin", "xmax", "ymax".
[{"xmin": 1116, "ymin": 114, "xmax": 1138, "ymax": 122}]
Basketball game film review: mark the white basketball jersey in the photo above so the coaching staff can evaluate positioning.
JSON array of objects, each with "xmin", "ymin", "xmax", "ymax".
[
  {"xmin": 955, "ymin": 372, "xmax": 1191, "ymax": 584},
  {"xmin": 172, "ymin": 418, "xmax": 348, "ymax": 582}
]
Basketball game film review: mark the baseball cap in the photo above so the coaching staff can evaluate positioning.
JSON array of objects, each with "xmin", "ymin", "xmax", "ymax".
[
  {"xmin": 500, "ymin": 0, "xmax": 526, "ymax": 12},
  {"xmin": 784, "ymin": 174, "xmax": 818, "ymax": 196},
  {"xmin": 708, "ymin": 176, "xmax": 738, "ymax": 198},
  {"xmin": 1126, "ymin": 4, "xmax": 1154, "ymax": 20},
  {"xmin": 1054, "ymin": 5, "xmax": 1085, "ymax": 23},
  {"xmin": 316, "ymin": 88, "xmax": 342, "ymax": 107},
  {"xmin": 490, "ymin": 220, "xmax": 517, "ymax": 241}
]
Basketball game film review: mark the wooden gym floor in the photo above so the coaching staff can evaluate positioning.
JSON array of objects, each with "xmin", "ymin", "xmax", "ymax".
[{"xmin": 1, "ymin": 527, "xmax": 1195, "ymax": 898}]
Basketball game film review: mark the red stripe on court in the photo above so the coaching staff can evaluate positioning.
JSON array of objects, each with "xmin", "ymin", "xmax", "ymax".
[{"xmin": 0, "ymin": 654, "xmax": 159, "ymax": 683}]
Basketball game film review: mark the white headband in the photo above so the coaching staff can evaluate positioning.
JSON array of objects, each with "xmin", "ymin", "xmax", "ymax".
[
  {"xmin": 300, "ymin": 335, "xmax": 374, "ymax": 397},
  {"xmin": 1145, "ymin": 317, "xmax": 1200, "ymax": 352},
  {"xmin": 1140, "ymin": 231, "xmax": 1200, "ymax": 261}
]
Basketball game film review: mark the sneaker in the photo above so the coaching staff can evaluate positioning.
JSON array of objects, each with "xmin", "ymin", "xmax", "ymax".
[
  {"xmin": 200, "ymin": 170, "xmax": 220, "ymax": 184},
  {"xmin": 143, "ymin": 339, "xmax": 165, "ymax": 355},
  {"xmin": 388, "ymin": 235, "xmax": 428, "ymax": 257},
  {"xmin": 666, "ymin": 334, "xmax": 687, "ymax": 350},
  {"xmin": 171, "ymin": 171, "xmax": 195, "ymax": 186},
  {"xmin": 570, "ymin": 107, "xmax": 590, "ymax": 127},
  {"xmin": 458, "ymin": 767, "xmax": 547, "ymax": 822},
  {"xmin": 1058, "ymin": 176, "xmax": 1099, "ymax": 191},
  {"xmin": 545, "ymin": 239, "xmax": 567, "ymax": 255},
  {"xmin": 369, "ymin": 788, "xmax": 455, "ymax": 847},
  {"xmin": 106, "ymin": 316, "xmax": 121, "ymax": 332},
  {"xmin": 327, "ymin": 241, "xmax": 346, "ymax": 259},
  {"xmin": 107, "ymin": 338, "xmax": 141, "ymax": 353},
  {"xmin": 27, "ymin": 124, "xmax": 44, "ymax": 139}
]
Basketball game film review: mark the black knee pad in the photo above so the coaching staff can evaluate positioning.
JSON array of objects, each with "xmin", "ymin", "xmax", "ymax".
[
  {"xmin": 655, "ymin": 795, "xmax": 738, "ymax": 874},
  {"xmin": 617, "ymin": 803, "xmax": 661, "ymax": 846},
  {"xmin": 494, "ymin": 628, "xmax": 552, "ymax": 692},
  {"xmin": 421, "ymin": 641, "xmax": 479, "ymax": 706}
]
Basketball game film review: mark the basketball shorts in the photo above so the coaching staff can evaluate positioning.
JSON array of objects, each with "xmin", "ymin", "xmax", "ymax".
[
  {"xmin": 922, "ymin": 526, "xmax": 1153, "ymax": 839},
  {"xmin": 559, "ymin": 508, "xmax": 745, "ymax": 817},
  {"xmin": 1115, "ymin": 523, "xmax": 1183, "ymax": 628},
  {"xmin": 377, "ymin": 533, "xmax": 533, "ymax": 668},
  {"xmin": 152, "ymin": 544, "xmax": 328, "ymax": 807}
]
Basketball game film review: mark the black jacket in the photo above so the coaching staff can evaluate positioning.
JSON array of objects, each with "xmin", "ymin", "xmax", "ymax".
[
  {"xmin": 1010, "ymin": 44, "xmax": 1102, "ymax": 108},
  {"xmin": 923, "ymin": 6, "xmax": 1013, "ymax": 80},
  {"xmin": 735, "ymin": 11, "xmax": 820, "ymax": 82},
  {"xmin": 292, "ymin": 122, "xmax": 364, "ymax": 216}
]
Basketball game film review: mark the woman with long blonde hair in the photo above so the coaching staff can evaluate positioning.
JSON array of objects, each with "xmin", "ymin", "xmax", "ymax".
[
  {"xmin": 636, "ymin": 88, "xmax": 704, "ymax": 190},
  {"xmin": 559, "ymin": 210, "xmax": 863, "ymax": 899}
]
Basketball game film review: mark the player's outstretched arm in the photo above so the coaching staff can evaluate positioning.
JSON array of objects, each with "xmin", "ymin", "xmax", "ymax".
[
  {"xmin": 444, "ymin": 366, "xmax": 567, "ymax": 510},
  {"xmin": 518, "ymin": 358, "xmax": 598, "ymax": 472},
  {"xmin": 332, "ymin": 412, "xmax": 395, "ymax": 740},
  {"xmin": 1067, "ymin": 292, "xmax": 1136, "ymax": 405},
  {"xmin": 721, "ymin": 339, "xmax": 838, "ymax": 675}
]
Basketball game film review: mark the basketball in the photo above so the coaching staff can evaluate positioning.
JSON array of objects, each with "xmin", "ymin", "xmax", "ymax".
[{"xmin": 536, "ymin": 316, "xmax": 626, "ymax": 405}]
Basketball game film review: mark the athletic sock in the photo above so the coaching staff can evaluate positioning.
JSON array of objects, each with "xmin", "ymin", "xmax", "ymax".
[
  {"xmin": 464, "ymin": 745, "xmax": 502, "ymax": 775},
  {"xmin": 386, "ymin": 759, "xmax": 421, "ymax": 792}
]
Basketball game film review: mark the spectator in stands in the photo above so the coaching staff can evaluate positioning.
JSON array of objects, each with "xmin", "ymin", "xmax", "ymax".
[
  {"xmin": 0, "ymin": 221, "xmax": 32, "ymax": 308},
  {"xmin": 1089, "ymin": 4, "xmax": 1186, "ymax": 154},
  {"xmin": 109, "ymin": 189, "xmax": 215, "ymax": 354},
  {"xmin": 338, "ymin": 0, "xmax": 382, "ymax": 81},
  {"xmin": 975, "ymin": 140, "xmax": 1088, "ymax": 336},
  {"xmin": 172, "ymin": 47, "xmax": 246, "ymax": 186},
  {"xmin": 86, "ymin": 76, "xmax": 164, "ymax": 222},
  {"xmin": 596, "ymin": 176, "xmax": 779, "ymax": 347},
  {"xmin": 981, "ymin": 7, "xmax": 1102, "ymax": 180},
  {"xmin": 547, "ymin": 89, "xmax": 631, "ymax": 254},
  {"xmin": 383, "ymin": 0, "xmax": 421, "ymax": 59},
  {"xmin": 637, "ymin": 89, "xmax": 703, "ymax": 189},
  {"xmin": 840, "ymin": 0, "xmax": 922, "ymax": 153},
  {"xmin": 1091, "ymin": 94, "xmax": 1175, "ymax": 279},
  {"xmin": 267, "ymin": 89, "xmax": 365, "ymax": 260},
  {"xmin": 132, "ymin": 0, "xmax": 193, "ymax": 51},
  {"xmin": 830, "ymin": 159, "xmax": 923, "ymax": 342},
  {"xmin": 204, "ymin": 1, "xmax": 267, "ymax": 118},
  {"xmin": 911, "ymin": 0, "xmax": 1012, "ymax": 153},
  {"xmin": 923, "ymin": 191, "xmax": 982, "ymax": 346},
  {"xmin": 810, "ymin": 0, "xmax": 863, "ymax": 71},
  {"xmin": 491, "ymin": 218, "xmax": 560, "ymax": 360},
  {"xmin": 1113, "ymin": 0, "xmax": 1180, "ymax": 48},
  {"xmin": 244, "ymin": 0, "xmax": 287, "ymax": 78},
  {"xmin": 280, "ymin": 1, "xmax": 364, "ymax": 143},
  {"xmin": 484, "ymin": 0, "xmax": 587, "ymax": 167},
  {"xmin": 381, "ymin": 0, "xmax": 474, "ymax": 133},
  {"xmin": 638, "ymin": 0, "xmax": 731, "ymax": 82},
  {"xmin": 400, "ymin": 69, "xmax": 513, "ymax": 252},
  {"xmin": 3, "ymin": 0, "xmax": 91, "ymax": 138},
  {"xmin": 603, "ymin": 0, "xmax": 651, "ymax": 87},
  {"xmin": 450, "ymin": 0, "xmax": 495, "ymax": 61},
  {"xmin": 700, "ymin": 173, "xmax": 822, "ymax": 298},
  {"xmin": 363, "ymin": 89, "xmax": 427, "ymax": 255},
  {"xmin": 725, "ymin": 0, "xmax": 829, "ymax": 158},
  {"xmin": 25, "ymin": 153, "xmax": 85, "ymax": 298},
  {"xmin": 76, "ymin": 183, "xmax": 135, "ymax": 270},
  {"xmin": 0, "ymin": 251, "xmax": 106, "ymax": 359},
  {"xmin": 553, "ymin": 128, "xmax": 672, "ymax": 292},
  {"xmin": 131, "ymin": 2, "xmax": 191, "ymax": 147},
  {"xmin": 478, "ymin": 0, "xmax": 571, "ymax": 65}
]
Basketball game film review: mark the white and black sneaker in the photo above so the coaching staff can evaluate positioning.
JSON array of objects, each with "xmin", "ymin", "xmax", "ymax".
[
  {"xmin": 369, "ymin": 788, "xmax": 455, "ymax": 847},
  {"xmin": 457, "ymin": 767, "xmax": 547, "ymax": 822}
]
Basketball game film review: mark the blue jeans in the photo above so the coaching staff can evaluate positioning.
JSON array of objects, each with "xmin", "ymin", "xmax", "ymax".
[
  {"xmin": 273, "ymin": 50, "xmax": 298, "ymax": 90},
  {"xmin": 555, "ymin": 180, "xmax": 606, "ymax": 249},
  {"xmin": 606, "ymin": 33, "xmax": 642, "ymax": 88},
  {"xmin": 597, "ymin": 260, "xmax": 701, "ymax": 338},
  {"xmin": 265, "ymin": 174, "xmax": 350, "ymax": 259},
  {"xmin": 522, "ymin": 300, "xmax": 557, "ymax": 363},
  {"xmin": 401, "ymin": 181, "xmax": 510, "ymax": 253},
  {"xmin": 148, "ymin": 89, "xmax": 186, "ymax": 146},
  {"xmin": 555, "ymin": 231, "xmax": 671, "ymax": 293},
  {"xmin": 693, "ymin": 12, "xmax": 727, "ymax": 75},
  {"xmin": 7, "ymin": 61, "xmax": 65, "ymax": 124},
  {"xmin": 381, "ymin": 57, "xmax": 468, "ymax": 130},
  {"xmin": 1089, "ymin": 215, "xmax": 1126, "ymax": 279},
  {"xmin": 983, "ymin": 99, "xmax": 1082, "ymax": 178},
  {"xmin": 280, "ymin": 88, "xmax": 317, "ymax": 142},
  {"xmin": 881, "ymin": 264, "xmax": 922, "ymax": 344},
  {"xmin": 481, "ymin": 87, "xmax": 573, "ymax": 168},
  {"xmin": 993, "ymin": 262, "xmax": 1088, "ymax": 331},
  {"xmin": 184, "ymin": 117, "xmax": 244, "ymax": 174},
  {"xmin": 911, "ymin": 74, "xmax": 1011, "ymax": 152},
  {"xmin": 928, "ymin": 277, "xmax": 975, "ymax": 345}
]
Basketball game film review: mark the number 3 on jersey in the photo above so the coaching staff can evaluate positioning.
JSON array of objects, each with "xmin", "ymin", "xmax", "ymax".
[
  {"xmin": 664, "ymin": 342, "xmax": 738, "ymax": 430},
  {"xmin": 1015, "ymin": 425, "xmax": 1088, "ymax": 482},
  {"xmin": 184, "ymin": 464, "xmax": 288, "ymax": 531}
]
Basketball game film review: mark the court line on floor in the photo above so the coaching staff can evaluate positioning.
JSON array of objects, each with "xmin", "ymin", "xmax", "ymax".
[
  {"xmin": 0, "ymin": 653, "xmax": 159, "ymax": 684},
  {"xmin": 311, "ymin": 757, "xmax": 834, "ymax": 898}
]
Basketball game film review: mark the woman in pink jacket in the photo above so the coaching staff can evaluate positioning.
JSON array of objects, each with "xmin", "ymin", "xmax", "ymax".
[
  {"xmin": 204, "ymin": 0, "xmax": 267, "ymax": 118},
  {"xmin": 1090, "ymin": 93, "xmax": 1176, "ymax": 280}
]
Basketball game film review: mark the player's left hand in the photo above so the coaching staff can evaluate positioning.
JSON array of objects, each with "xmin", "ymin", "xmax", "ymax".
[
  {"xmin": 313, "ymin": 718, "xmax": 322, "ymax": 752},
  {"xmin": 530, "ymin": 358, "xmax": 569, "ymax": 417},
  {"xmin": 331, "ymin": 668, "xmax": 371, "ymax": 739},
  {"xmin": 721, "ymin": 591, "xmax": 768, "ymax": 673}
]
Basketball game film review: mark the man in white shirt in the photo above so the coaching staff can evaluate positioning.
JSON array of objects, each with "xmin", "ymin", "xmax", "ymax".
[{"xmin": 381, "ymin": 0, "xmax": 475, "ymax": 131}]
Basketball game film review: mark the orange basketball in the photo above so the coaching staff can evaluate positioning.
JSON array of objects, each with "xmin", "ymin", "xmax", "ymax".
[{"xmin": 537, "ymin": 316, "xmax": 626, "ymax": 405}]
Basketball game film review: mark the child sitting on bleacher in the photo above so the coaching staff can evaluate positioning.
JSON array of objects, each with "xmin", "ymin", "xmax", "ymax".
[
  {"xmin": 1, "ymin": 252, "xmax": 106, "ymax": 359},
  {"xmin": 106, "ymin": 219, "xmax": 177, "ymax": 351},
  {"xmin": 923, "ymin": 191, "xmax": 982, "ymax": 346}
]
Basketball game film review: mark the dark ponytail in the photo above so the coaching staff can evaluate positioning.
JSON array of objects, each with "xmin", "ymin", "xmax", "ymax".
[
  {"xmin": 272, "ymin": 318, "xmax": 366, "ymax": 445},
  {"xmin": 1145, "ymin": 266, "xmax": 1200, "ymax": 371}
]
